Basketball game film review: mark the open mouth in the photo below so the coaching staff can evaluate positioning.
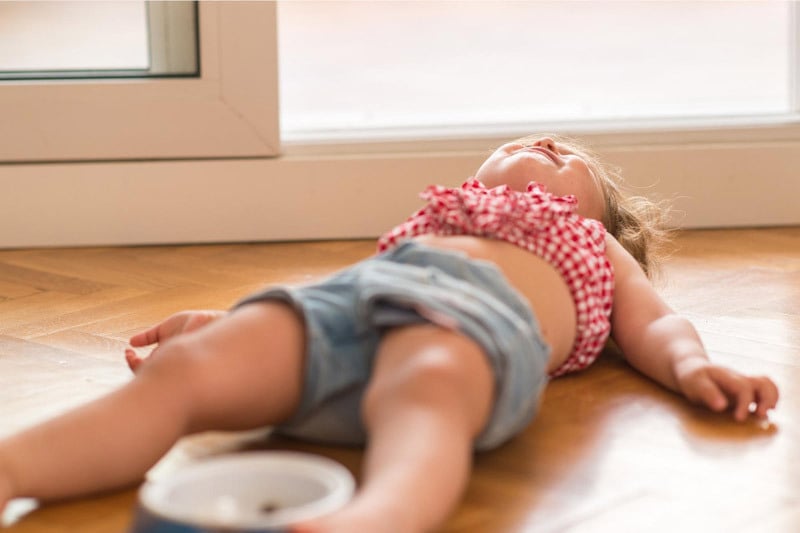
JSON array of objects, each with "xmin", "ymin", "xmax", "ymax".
[{"xmin": 517, "ymin": 146, "xmax": 560, "ymax": 165}]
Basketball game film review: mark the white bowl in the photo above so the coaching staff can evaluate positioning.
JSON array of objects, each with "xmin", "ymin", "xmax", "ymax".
[{"xmin": 131, "ymin": 452, "xmax": 355, "ymax": 532}]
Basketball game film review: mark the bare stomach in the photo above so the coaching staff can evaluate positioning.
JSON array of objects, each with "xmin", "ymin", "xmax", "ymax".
[{"xmin": 413, "ymin": 234, "xmax": 576, "ymax": 373}]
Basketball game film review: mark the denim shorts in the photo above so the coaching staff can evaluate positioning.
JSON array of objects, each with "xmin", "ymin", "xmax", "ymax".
[{"xmin": 234, "ymin": 240, "xmax": 550, "ymax": 451}]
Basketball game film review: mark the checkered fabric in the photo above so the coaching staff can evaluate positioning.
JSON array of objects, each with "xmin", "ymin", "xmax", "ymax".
[{"xmin": 377, "ymin": 178, "xmax": 613, "ymax": 377}]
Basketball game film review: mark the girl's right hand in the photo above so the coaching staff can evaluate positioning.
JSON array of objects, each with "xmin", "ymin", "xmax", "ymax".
[{"xmin": 125, "ymin": 310, "xmax": 227, "ymax": 373}]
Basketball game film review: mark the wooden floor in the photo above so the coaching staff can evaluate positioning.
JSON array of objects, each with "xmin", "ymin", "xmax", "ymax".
[{"xmin": 0, "ymin": 228, "xmax": 798, "ymax": 532}]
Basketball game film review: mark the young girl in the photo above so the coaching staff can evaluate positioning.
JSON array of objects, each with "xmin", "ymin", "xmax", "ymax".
[{"xmin": 0, "ymin": 135, "xmax": 779, "ymax": 532}]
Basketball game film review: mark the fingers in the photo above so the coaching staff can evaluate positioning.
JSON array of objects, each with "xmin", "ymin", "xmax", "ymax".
[
  {"xmin": 126, "ymin": 311, "xmax": 223, "ymax": 372},
  {"xmin": 681, "ymin": 364, "xmax": 780, "ymax": 422},
  {"xmin": 125, "ymin": 348, "xmax": 145, "ymax": 373},
  {"xmin": 707, "ymin": 367, "xmax": 778, "ymax": 421},
  {"xmin": 707, "ymin": 368, "xmax": 752, "ymax": 421},
  {"xmin": 752, "ymin": 376, "xmax": 780, "ymax": 418},
  {"xmin": 129, "ymin": 312, "xmax": 186, "ymax": 347},
  {"xmin": 684, "ymin": 374, "xmax": 728, "ymax": 413},
  {"xmin": 129, "ymin": 326, "xmax": 161, "ymax": 348},
  {"xmin": 128, "ymin": 311, "xmax": 223, "ymax": 348}
]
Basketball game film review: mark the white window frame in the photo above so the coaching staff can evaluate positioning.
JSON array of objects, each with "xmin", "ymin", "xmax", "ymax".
[
  {"xmin": 0, "ymin": 1, "xmax": 799, "ymax": 249},
  {"xmin": 0, "ymin": 1, "xmax": 279, "ymax": 162}
]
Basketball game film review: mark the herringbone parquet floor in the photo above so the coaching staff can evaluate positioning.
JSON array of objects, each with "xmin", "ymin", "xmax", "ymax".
[{"xmin": 0, "ymin": 229, "xmax": 798, "ymax": 532}]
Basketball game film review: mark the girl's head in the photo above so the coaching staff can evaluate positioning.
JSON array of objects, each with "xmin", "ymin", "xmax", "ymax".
[
  {"xmin": 474, "ymin": 135, "xmax": 606, "ymax": 222},
  {"xmin": 475, "ymin": 134, "xmax": 669, "ymax": 278}
]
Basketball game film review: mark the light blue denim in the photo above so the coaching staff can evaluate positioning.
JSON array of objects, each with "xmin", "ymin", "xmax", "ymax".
[{"xmin": 234, "ymin": 241, "xmax": 550, "ymax": 451}]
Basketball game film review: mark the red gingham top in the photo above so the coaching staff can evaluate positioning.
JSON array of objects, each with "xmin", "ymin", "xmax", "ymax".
[{"xmin": 377, "ymin": 178, "xmax": 614, "ymax": 377}]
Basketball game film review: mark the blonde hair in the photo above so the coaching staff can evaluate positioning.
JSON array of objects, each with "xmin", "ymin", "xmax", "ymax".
[{"xmin": 513, "ymin": 133, "xmax": 671, "ymax": 278}]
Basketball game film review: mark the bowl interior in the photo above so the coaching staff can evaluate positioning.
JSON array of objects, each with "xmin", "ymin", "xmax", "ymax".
[{"xmin": 139, "ymin": 452, "xmax": 355, "ymax": 528}]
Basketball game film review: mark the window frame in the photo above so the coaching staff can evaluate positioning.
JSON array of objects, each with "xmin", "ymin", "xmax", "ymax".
[
  {"xmin": 0, "ymin": 1, "xmax": 279, "ymax": 163},
  {"xmin": 146, "ymin": 1, "xmax": 200, "ymax": 76}
]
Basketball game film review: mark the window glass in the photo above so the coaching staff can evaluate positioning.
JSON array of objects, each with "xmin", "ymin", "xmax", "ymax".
[
  {"xmin": 278, "ymin": 1, "xmax": 790, "ymax": 135},
  {"xmin": 0, "ymin": 1, "xmax": 197, "ymax": 79}
]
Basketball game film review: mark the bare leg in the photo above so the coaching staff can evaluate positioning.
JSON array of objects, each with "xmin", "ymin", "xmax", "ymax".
[
  {"xmin": 297, "ymin": 325, "xmax": 495, "ymax": 533},
  {"xmin": 0, "ymin": 302, "xmax": 305, "ymax": 509}
]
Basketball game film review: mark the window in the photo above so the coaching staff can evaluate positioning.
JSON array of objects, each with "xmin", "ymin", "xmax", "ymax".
[
  {"xmin": 278, "ymin": 1, "xmax": 792, "ymax": 139},
  {"xmin": 0, "ymin": 1, "xmax": 277, "ymax": 162},
  {"xmin": 0, "ymin": 1, "xmax": 798, "ymax": 249}
]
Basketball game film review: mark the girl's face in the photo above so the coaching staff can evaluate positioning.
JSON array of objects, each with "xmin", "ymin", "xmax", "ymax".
[{"xmin": 474, "ymin": 137, "xmax": 605, "ymax": 221}]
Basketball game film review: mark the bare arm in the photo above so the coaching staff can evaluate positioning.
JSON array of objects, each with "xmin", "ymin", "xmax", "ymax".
[{"xmin": 606, "ymin": 236, "xmax": 778, "ymax": 420}]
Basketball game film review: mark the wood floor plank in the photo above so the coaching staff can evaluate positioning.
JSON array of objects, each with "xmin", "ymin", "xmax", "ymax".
[
  {"xmin": 0, "ymin": 262, "xmax": 110, "ymax": 295},
  {"xmin": 3, "ymin": 287, "xmax": 147, "ymax": 339},
  {"xmin": 28, "ymin": 330, "xmax": 130, "ymax": 361},
  {"xmin": 0, "ymin": 229, "xmax": 797, "ymax": 532},
  {"xmin": 0, "ymin": 336, "xmax": 128, "ymax": 438},
  {"xmin": 0, "ymin": 279, "xmax": 40, "ymax": 301}
]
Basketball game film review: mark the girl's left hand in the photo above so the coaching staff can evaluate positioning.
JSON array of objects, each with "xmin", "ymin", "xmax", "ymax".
[{"xmin": 674, "ymin": 359, "xmax": 779, "ymax": 421}]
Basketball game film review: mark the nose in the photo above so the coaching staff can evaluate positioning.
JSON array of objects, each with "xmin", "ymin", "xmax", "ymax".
[{"xmin": 533, "ymin": 137, "xmax": 557, "ymax": 152}]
